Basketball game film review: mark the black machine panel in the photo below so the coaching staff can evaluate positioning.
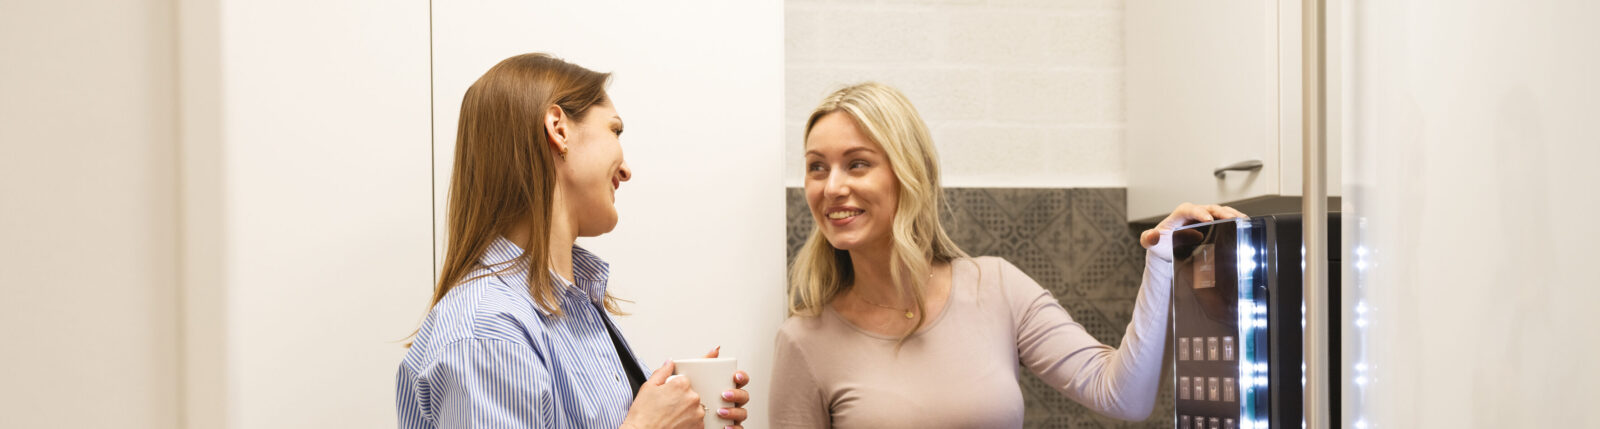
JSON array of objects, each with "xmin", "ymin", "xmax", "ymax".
[{"xmin": 1171, "ymin": 214, "xmax": 1340, "ymax": 429}]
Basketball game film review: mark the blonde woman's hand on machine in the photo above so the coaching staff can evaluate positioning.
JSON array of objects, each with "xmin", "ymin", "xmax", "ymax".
[
  {"xmin": 1140, "ymin": 203, "xmax": 1248, "ymax": 249},
  {"xmin": 621, "ymin": 361, "xmax": 703, "ymax": 429}
]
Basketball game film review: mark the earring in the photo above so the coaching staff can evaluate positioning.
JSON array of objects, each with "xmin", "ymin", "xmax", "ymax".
[{"xmin": 548, "ymin": 134, "xmax": 566, "ymax": 160}]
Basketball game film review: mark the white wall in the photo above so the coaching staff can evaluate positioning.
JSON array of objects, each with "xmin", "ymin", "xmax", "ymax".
[
  {"xmin": 785, "ymin": 0, "xmax": 1125, "ymax": 188},
  {"xmin": 180, "ymin": 0, "xmax": 433, "ymax": 426},
  {"xmin": 0, "ymin": 0, "xmax": 181, "ymax": 427},
  {"xmin": 1343, "ymin": 0, "xmax": 1600, "ymax": 427},
  {"xmin": 6, "ymin": 0, "xmax": 780, "ymax": 427},
  {"xmin": 431, "ymin": 1, "xmax": 786, "ymax": 427}
]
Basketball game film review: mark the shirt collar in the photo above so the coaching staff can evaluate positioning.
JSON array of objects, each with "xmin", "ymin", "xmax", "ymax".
[{"xmin": 481, "ymin": 236, "xmax": 612, "ymax": 316}]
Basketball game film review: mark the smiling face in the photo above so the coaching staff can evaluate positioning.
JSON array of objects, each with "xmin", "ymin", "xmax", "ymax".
[
  {"xmin": 804, "ymin": 111, "xmax": 901, "ymax": 253},
  {"xmin": 554, "ymin": 101, "xmax": 632, "ymax": 237}
]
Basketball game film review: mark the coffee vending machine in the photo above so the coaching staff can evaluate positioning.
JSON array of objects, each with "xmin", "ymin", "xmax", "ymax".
[{"xmin": 1171, "ymin": 214, "xmax": 1341, "ymax": 429}]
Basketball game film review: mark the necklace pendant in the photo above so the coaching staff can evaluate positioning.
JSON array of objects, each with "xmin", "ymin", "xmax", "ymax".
[{"xmin": 904, "ymin": 311, "xmax": 915, "ymax": 319}]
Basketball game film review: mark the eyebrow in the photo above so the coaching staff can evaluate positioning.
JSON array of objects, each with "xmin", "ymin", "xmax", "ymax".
[
  {"xmin": 806, "ymin": 147, "xmax": 876, "ymax": 159},
  {"xmin": 843, "ymin": 147, "xmax": 874, "ymax": 156}
]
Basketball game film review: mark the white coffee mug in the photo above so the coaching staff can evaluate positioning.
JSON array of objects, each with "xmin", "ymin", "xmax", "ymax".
[{"xmin": 667, "ymin": 357, "xmax": 737, "ymax": 429}]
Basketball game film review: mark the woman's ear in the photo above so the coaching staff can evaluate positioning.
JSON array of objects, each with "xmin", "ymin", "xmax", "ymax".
[{"xmin": 544, "ymin": 105, "xmax": 568, "ymax": 156}]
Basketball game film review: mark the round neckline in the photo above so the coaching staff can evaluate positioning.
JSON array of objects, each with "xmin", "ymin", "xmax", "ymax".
[{"xmin": 824, "ymin": 258, "xmax": 968, "ymax": 341}]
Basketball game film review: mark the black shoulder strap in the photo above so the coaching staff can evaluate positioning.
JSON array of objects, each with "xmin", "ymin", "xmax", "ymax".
[{"xmin": 595, "ymin": 303, "xmax": 648, "ymax": 396}]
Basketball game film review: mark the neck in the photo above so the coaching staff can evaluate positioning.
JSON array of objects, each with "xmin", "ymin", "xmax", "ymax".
[
  {"xmin": 504, "ymin": 190, "xmax": 578, "ymax": 284},
  {"xmin": 547, "ymin": 208, "xmax": 577, "ymax": 284},
  {"xmin": 846, "ymin": 240, "xmax": 915, "ymax": 307}
]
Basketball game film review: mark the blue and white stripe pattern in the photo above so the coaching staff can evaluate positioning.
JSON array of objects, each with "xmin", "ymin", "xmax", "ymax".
[{"xmin": 397, "ymin": 237, "xmax": 649, "ymax": 428}]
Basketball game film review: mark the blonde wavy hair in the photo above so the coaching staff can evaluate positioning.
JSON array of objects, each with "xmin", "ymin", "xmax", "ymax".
[{"xmin": 787, "ymin": 82, "xmax": 968, "ymax": 340}]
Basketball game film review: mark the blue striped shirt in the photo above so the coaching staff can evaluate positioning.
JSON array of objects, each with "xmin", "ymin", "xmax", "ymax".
[{"xmin": 397, "ymin": 238, "xmax": 649, "ymax": 428}]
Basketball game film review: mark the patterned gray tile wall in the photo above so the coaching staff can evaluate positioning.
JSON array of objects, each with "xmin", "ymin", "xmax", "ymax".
[{"xmin": 785, "ymin": 187, "xmax": 1175, "ymax": 429}]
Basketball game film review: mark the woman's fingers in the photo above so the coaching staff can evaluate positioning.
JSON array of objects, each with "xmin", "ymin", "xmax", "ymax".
[
  {"xmin": 1203, "ymin": 204, "xmax": 1246, "ymax": 221},
  {"xmin": 646, "ymin": 360, "xmax": 675, "ymax": 386},
  {"xmin": 716, "ymin": 405, "xmax": 748, "ymax": 423},
  {"xmin": 1189, "ymin": 204, "xmax": 1216, "ymax": 223},
  {"xmin": 732, "ymin": 370, "xmax": 749, "ymax": 388},
  {"xmin": 703, "ymin": 346, "xmax": 720, "ymax": 359},
  {"xmin": 1162, "ymin": 203, "xmax": 1204, "ymax": 229},
  {"xmin": 1181, "ymin": 203, "xmax": 1248, "ymax": 224},
  {"xmin": 1139, "ymin": 228, "xmax": 1160, "ymax": 249},
  {"xmin": 721, "ymin": 388, "xmax": 750, "ymax": 406},
  {"xmin": 1141, "ymin": 203, "xmax": 1246, "ymax": 250},
  {"xmin": 1222, "ymin": 206, "xmax": 1247, "ymax": 219}
]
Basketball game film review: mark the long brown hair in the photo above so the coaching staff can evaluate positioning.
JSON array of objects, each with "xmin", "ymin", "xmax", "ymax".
[{"xmin": 430, "ymin": 53, "xmax": 624, "ymax": 319}]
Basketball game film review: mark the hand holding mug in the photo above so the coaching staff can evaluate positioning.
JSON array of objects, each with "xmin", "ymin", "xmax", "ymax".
[
  {"xmin": 699, "ymin": 346, "xmax": 751, "ymax": 426},
  {"xmin": 666, "ymin": 347, "xmax": 748, "ymax": 429},
  {"xmin": 623, "ymin": 361, "xmax": 705, "ymax": 429}
]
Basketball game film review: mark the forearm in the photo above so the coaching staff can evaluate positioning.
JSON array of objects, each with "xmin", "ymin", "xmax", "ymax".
[{"xmin": 1069, "ymin": 236, "xmax": 1175, "ymax": 420}]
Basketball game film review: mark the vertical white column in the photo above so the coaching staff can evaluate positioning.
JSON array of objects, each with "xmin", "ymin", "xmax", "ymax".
[
  {"xmin": 1303, "ymin": 0, "xmax": 1331, "ymax": 428},
  {"xmin": 176, "ymin": 0, "xmax": 226, "ymax": 426},
  {"xmin": 180, "ymin": 0, "xmax": 434, "ymax": 426},
  {"xmin": 1345, "ymin": 1, "xmax": 1600, "ymax": 427},
  {"xmin": 1, "ymin": 1, "xmax": 181, "ymax": 427}
]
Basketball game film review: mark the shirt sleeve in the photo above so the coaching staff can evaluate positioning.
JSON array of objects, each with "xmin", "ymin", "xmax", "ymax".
[
  {"xmin": 1006, "ymin": 232, "xmax": 1175, "ymax": 421},
  {"xmin": 769, "ymin": 325, "xmax": 831, "ymax": 428},
  {"xmin": 412, "ymin": 338, "xmax": 557, "ymax": 428}
]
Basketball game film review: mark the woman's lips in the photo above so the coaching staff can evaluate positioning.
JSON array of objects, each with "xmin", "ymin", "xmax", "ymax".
[{"xmin": 825, "ymin": 209, "xmax": 864, "ymax": 226}]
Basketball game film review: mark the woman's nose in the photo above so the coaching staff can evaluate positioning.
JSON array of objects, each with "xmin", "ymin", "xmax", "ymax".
[
  {"xmin": 823, "ymin": 171, "xmax": 848, "ymax": 198},
  {"xmin": 617, "ymin": 160, "xmax": 632, "ymax": 182}
]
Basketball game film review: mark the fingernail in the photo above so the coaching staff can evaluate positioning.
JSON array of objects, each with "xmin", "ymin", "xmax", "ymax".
[
  {"xmin": 661, "ymin": 359, "xmax": 671, "ymax": 367},
  {"xmin": 723, "ymin": 391, "xmax": 734, "ymax": 400},
  {"xmin": 717, "ymin": 408, "xmax": 730, "ymax": 417}
]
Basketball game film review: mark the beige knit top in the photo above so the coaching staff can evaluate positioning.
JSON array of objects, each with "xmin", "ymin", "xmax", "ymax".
[{"xmin": 770, "ymin": 240, "xmax": 1174, "ymax": 428}]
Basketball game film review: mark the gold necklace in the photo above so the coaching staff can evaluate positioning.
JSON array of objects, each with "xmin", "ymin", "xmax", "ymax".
[
  {"xmin": 854, "ymin": 272, "xmax": 934, "ymax": 320},
  {"xmin": 856, "ymin": 294, "xmax": 915, "ymax": 319}
]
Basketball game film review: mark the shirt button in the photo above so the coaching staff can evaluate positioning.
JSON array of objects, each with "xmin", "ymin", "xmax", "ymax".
[{"xmin": 614, "ymin": 373, "xmax": 620, "ymax": 381}]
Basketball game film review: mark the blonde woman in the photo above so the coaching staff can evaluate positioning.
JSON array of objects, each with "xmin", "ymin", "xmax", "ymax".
[
  {"xmin": 770, "ymin": 82, "xmax": 1243, "ymax": 427},
  {"xmin": 397, "ymin": 54, "xmax": 750, "ymax": 429}
]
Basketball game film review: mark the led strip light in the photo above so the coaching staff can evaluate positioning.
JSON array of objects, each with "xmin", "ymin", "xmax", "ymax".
[{"xmin": 1235, "ymin": 219, "xmax": 1269, "ymax": 429}]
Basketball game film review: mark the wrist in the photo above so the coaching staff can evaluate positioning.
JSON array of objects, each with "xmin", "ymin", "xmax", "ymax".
[{"xmin": 619, "ymin": 416, "xmax": 651, "ymax": 429}]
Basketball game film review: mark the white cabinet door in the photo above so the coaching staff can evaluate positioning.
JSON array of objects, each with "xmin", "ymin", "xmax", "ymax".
[{"xmin": 1126, "ymin": 0, "xmax": 1300, "ymax": 221}]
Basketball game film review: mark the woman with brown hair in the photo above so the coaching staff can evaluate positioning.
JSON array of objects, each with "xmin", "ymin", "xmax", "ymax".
[{"xmin": 396, "ymin": 53, "xmax": 749, "ymax": 429}]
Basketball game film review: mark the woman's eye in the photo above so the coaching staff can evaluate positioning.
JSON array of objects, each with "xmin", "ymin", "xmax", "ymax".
[
  {"xmin": 849, "ymin": 160, "xmax": 870, "ymax": 169},
  {"xmin": 807, "ymin": 162, "xmax": 825, "ymax": 172}
]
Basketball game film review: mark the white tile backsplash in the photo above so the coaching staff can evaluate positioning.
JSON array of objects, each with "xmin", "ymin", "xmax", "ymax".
[
  {"xmin": 787, "ymin": 66, "xmax": 988, "ymax": 123},
  {"xmin": 785, "ymin": 0, "xmax": 1125, "ymax": 187},
  {"xmin": 989, "ymin": 69, "xmax": 1122, "ymax": 124},
  {"xmin": 933, "ymin": 124, "xmax": 1123, "ymax": 187}
]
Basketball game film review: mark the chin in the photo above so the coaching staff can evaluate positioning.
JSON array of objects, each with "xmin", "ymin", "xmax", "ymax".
[
  {"xmin": 822, "ymin": 235, "xmax": 864, "ymax": 252},
  {"xmin": 594, "ymin": 219, "xmax": 619, "ymax": 236},
  {"xmin": 578, "ymin": 215, "xmax": 620, "ymax": 238},
  {"xmin": 825, "ymin": 228, "xmax": 894, "ymax": 253}
]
